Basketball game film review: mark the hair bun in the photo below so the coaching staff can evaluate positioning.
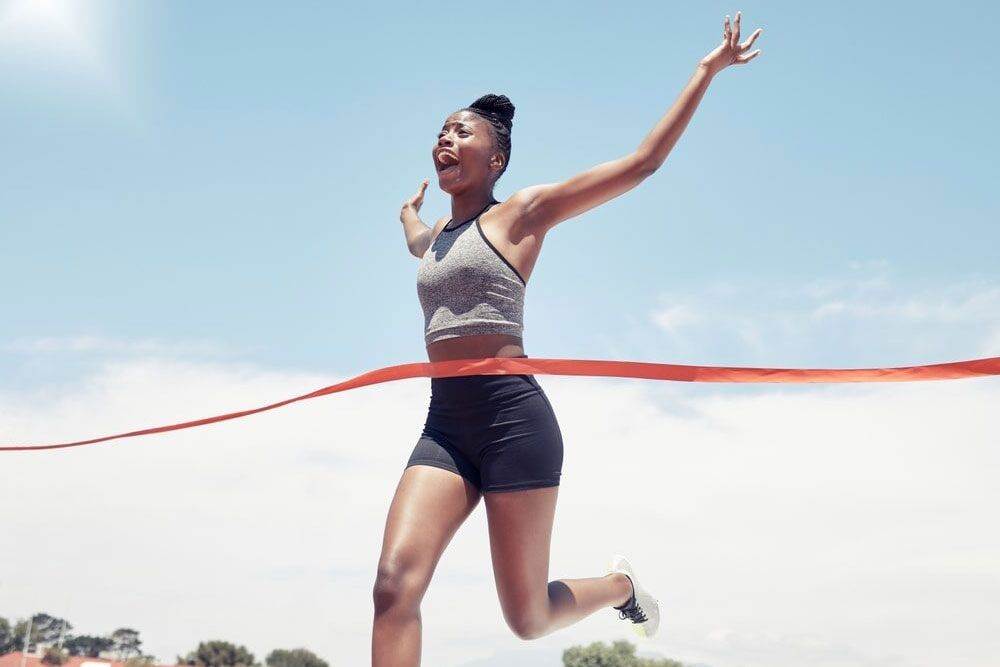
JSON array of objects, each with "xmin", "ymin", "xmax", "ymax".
[{"xmin": 469, "ymin": 93, "xmax": 515, "ymax": 128}]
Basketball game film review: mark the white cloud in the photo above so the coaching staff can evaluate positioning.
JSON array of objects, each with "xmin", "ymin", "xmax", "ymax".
[
  {"xmin": 651, "ymin": 304, "xmax": 702, "ymax": 334},
  {"xmin": 689, "ymin": 628, "xmax": 900, "ymax": 667},
  {"xmin": 1, "ymin": 334, "xmax": 259, "ymax": 358},
  {"xmin": 647, "ymin": 263, "xmax": 1000, "ymax": 367},
  {"xmin": 980, "ymin": 326, "xmax": 1000, "ymax": 357},
  {"xmin": 2, "ymin": 356, "xmax": 998, "ymax": 667}
]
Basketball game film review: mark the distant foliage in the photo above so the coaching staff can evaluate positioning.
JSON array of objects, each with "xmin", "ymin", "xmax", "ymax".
[
  {"xmin": 0, "ymin": 612, "xmax": 324, "ymax": 667},
  {"xmin": 65, "ymin": 635, "xmax": 116, "ymax": 658},
  {"xmin": 0, "ymin": 612, "xmax": 141, "ymax": 660},
  {"xmin": 111, "ymin": 628, "xmax": 143, "ymax": 660},
  {"xmin": 123, "ymin": 656, "xmax": 157, "ymax": 667},
  {"xmin": 178, "ymin": 640, "xmax": 256, "ymax": 667},
  {"xmin": 41, "ymin": 647, "xmax": 68, "ymax": 666},
  {"xmin": 11, "ymin": 619, "xmax": 39, "ymax": 653},
  {"xmin": 0, "ymin": 617, "xmax": 14, "ymax": 655},
  {"xmin": 31, "ymin": 614, "xmax": 73, "ymax": 647},
  {"xmin": 265, "ymin": 648, "xmax": 328, "ymax": 667},
  {"xmin": 563, "ymin": 639, "xmax": 684, "ymax": 667}
]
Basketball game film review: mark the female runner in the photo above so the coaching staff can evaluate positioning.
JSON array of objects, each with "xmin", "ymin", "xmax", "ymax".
[{"xmin": 375, "ymin": 11, "xmax": 763, "ymax": 665}]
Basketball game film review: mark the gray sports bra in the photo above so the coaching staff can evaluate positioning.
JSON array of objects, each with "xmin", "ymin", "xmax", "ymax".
[{"xmin": 416, "ymin": 200, "xmax": 527, "ymax": 345}]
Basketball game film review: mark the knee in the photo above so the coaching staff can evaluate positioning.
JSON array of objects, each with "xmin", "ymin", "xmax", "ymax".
[
  {"xmin": 506, "ymin": 614, "xmax": 548, "ymax": 641},
  {"xmin": 372, "ymin": 562, "xmax": 425, "ymax": 615}
]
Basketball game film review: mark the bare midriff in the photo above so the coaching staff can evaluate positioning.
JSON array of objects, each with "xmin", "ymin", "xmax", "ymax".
[{"xmin": 426, "ymin": 333, "xmax": 525, "ymax": 362}]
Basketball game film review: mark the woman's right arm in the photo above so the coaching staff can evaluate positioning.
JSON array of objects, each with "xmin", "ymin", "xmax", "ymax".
[{"xmin": 400, "ymin": 179, "xmax": 432, "ymax": 257}]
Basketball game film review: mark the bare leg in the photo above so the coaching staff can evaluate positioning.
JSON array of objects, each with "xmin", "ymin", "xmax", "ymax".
[
  {"xmin": 372, "ymin": 465, "xmax": 481, "ymax": 666},
  {"xmin": 483, "ymin": 486, "xmax": 634, "ymax": 640}
]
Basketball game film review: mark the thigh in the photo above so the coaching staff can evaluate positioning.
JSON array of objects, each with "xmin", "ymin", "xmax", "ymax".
[
  {"xmin": 376, "ymin": 464, "xmax": 482, "ymax": 595},
  {"xmin": 479, "ymin": 377, "xmax": 563, "ymax": 493},
  {"xmin": 483, "ymin": 486, "xmax": 559, "ymax": 625},
  {"xmin": 407, "ymin": 428, "xmax": 483, "ymax": 491}
]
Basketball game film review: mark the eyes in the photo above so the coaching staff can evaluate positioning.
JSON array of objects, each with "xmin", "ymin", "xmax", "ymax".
[{"xmin": 438, "ymin": 129, "xmax": 471, "ymax": 139}]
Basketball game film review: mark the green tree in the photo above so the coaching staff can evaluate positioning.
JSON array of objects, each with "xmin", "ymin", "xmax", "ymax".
[
  {"xmin": 65, "ymin": 635, "xmax": 115, "ymax": 658},
  {"xmin": 178, "ymin": 641, "xmax": 255, "ymax": 667},
  {"xmin": 41, "ymin": 647, "xmax": 68, "ymax": 666},
  {"xmin": 124, "ymin": 656, "xmax": 157, "ymax": 667},
  {"xmin": 265, "ymin": 648, "xmax": 328, "ymax": 667},
  {"xmin": 29, "ymin": 614, "xmax": 72, "ymax": 646},
  {"xmin": 562, "ymin": 639, "xmax": 684, "ymax": 667},
  {"xmin": 12, "ymin": 619, "xmax": 39, "ymax": 653},
  {"xmin": 111, "ymin": 628, "xmax": 142, "ymax": 660},
  {"xmin": 8, "ymin": 613, "xmax": 71, "ymax": 652},
  {"xmin": 1, "ymin": 617, "xmax": 14, "ymax": 655}
]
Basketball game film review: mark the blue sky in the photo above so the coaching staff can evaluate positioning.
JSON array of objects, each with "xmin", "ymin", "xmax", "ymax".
[
  {"xmin": 2, "ymin": 2, "xmax": 999, "ymax": 667},
  {"xmin": 2, "ymin": 0, "xmax": 997, "ymax": 390}
]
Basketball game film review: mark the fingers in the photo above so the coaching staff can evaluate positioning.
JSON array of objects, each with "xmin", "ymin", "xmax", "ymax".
[
  {"xmin": 723, "ymin": 10, "xmax": 763, "ymax": 66},
  {"xmin": 725, "ymin": 10, "xmax": 754, "ymax": 51},
  {"xmin": 740, "ymin": 27, "xmax": 763, "ymax": 51},
  {"xmin": 404, "ymin": 179, "xmax": 429, "ymax": 209}
]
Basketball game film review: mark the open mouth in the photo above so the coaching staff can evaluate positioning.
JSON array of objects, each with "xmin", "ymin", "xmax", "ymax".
[{"xmin": 437, "ymin": 151, "xmax": 460, "ymax": 174}]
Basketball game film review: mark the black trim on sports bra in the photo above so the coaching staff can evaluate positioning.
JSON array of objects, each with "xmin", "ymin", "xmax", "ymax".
[
  {"xmin": 443, "ymin": 199, "xmax": 499, "ymax": 232},
  {"xmin": 476, "ymin": 218, "xmax": 527, "ymax": 286}
]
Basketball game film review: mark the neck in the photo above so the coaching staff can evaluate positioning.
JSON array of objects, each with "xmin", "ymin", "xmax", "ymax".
[{"xmin": 449, "ymin": 188, "xmax": 498, "ymax": 225}]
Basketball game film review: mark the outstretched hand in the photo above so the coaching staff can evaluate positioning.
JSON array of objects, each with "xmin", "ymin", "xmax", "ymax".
[
  {"xmin": 700, "ymin": 10, "xmax": 763, "ymax": 76},
  {"xmin": 402, "ymin": 178, "xmax": 430, "ymax": 215}
]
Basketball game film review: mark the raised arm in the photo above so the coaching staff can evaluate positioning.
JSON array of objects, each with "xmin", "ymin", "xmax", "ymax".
[
  {"xmin": 514, "ymin": 11, "xmax": 763, "ymax": 235},
  {"xmin": 400, "ymin": 178, "xmax": 435, "ymax": 257}
]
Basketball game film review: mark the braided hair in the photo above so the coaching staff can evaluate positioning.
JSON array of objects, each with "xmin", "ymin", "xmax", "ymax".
[{"xmin": 461, "ymin": 93, "xmax": 515, "ymax": 182}]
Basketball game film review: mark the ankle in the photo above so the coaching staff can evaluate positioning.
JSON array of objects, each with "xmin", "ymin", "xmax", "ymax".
[{"xmin": 609, "ymin": 573, "xmax": 634, "ymax": 609}]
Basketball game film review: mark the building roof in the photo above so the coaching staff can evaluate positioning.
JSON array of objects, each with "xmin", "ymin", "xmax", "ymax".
[{"xmin": 0, "ymin": 653, "xmax": 175, "ymax": 667}]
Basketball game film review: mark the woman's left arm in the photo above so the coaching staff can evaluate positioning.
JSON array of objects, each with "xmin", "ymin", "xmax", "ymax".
[{"xmin": 514, "ymin": 11, "xmax": 762, "ymax": 234}]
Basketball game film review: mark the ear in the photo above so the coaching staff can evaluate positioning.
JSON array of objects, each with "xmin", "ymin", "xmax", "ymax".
[{"xmin": 490, "ymin": 151, "xmax": 505, "ymax": 174}]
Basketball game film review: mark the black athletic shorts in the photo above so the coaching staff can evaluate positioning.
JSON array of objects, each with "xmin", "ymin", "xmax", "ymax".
[{"xmin": 406, "ymin": 371, "xmax": 563, "ymax": 493}]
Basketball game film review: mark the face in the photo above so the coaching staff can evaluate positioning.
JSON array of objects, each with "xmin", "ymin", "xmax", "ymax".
[{"xmin": 432, "ymin": 110, "xmax": 504, "ymax": 194}]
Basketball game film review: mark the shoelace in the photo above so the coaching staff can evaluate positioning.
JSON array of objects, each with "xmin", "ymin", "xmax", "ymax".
[
  {"xmin": 617, "ymin": 597, "xmax": 648, "ymax": 623},
  {"xmin": 614, "ymin": 576, "xmax": 648, "ymax": 624}
]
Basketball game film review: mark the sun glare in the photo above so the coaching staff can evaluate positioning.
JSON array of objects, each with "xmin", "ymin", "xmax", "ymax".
[{"xmin": 0, "ymin": 0, "xmax": 115, "ymax": 85}]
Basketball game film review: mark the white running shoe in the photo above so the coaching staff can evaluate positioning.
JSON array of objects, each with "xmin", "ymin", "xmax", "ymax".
[{"xmin": 608, "ymin": 554, "xmax": 661, "ymax": 639}]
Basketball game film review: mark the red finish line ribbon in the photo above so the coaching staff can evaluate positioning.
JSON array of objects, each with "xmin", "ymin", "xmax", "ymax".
[{"xmin": 3, "ymin": 355, "xmax": 998, "ymax": 452}]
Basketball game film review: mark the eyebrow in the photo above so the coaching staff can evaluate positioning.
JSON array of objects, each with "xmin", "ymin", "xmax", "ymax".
[{"xmin": 440, "ymin": 121, "xmax": 473, "ymax": 131}]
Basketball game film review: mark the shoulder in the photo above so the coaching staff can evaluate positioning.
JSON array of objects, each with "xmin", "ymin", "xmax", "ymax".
[
  {"xmin": 429, "ymin": 214, "xmax": 450, "ymax": 240},
  {"xmin": 415, "ymin": 215, "xmax": 450, "ymax": 253},
  {"xmin": 481, "ymin": 191, "xmax": 544, "ymax": 237},
  {"xmin": 412, "ymin": 215, "xmax": 452, "ymax": 260}
]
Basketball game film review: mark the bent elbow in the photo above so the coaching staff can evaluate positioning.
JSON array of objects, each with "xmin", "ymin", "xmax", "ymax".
[
  {"xmin": 632, "ymin": 150, "xmax": 661, "ymax": 179},
  {"xmin": 633, "ymin": 155, "xmax": 659, "ymax": 180}
]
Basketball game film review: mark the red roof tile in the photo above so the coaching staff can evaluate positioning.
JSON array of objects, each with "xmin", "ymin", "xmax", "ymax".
[{"xmin": 0, "ymin": 653, "xmax": 176, "ymax": 667}]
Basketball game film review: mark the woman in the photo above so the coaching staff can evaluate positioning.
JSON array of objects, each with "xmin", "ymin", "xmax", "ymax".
[{"xmin": 376, "ymin": 11, "xmax": 762, "ymax": 665}]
